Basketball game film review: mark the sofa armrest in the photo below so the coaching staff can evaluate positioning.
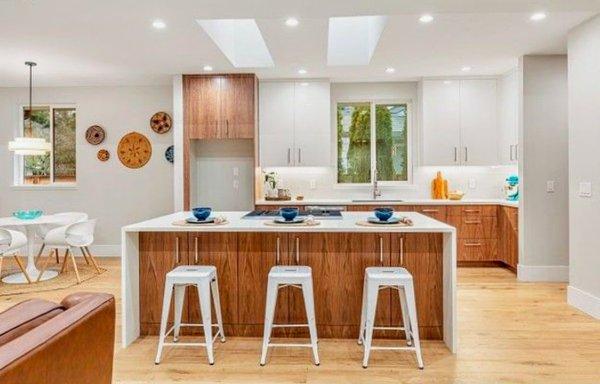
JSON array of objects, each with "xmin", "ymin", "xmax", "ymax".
[{"xmin": 0, "ymin": 293, "xmax": 115, "ymax": 384}]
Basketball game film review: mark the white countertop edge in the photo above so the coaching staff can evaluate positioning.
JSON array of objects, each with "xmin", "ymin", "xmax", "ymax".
[{"xmin": 255, "ymin": 198, "xmax": 519, "ymax": 208}]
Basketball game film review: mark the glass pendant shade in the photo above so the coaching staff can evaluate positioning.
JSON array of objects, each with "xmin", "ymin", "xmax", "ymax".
[{"xmin": 8, "ymin": 137, "xmax": 51, "ymax": 155}]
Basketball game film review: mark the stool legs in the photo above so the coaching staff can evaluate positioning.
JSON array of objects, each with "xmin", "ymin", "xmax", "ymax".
[
  {"xmin": 155, "ymin": 281, "xmax": 174, "ymax": 364},
  {"xmin": 173, "ymin": 284, "xmax": 186, "ymax": 342},
  {"xmin": 398, "ymin": 288, "xmax": 413, "ymax": 346},
  {"xmin": 362, "ymin": 280, "xmax": 379, "ymax": 368},
  {"xmin": 302, "ymin": 280, "xmax": 320, "ymax": 366},
  {"xmin": 197, "ymin": 281, "xmax": 215, "ymax": 365},
  {"xmin": 404, "ymin": 283, "xmax": 424, "ymax": 369},
  {"xmin": 260, "ymin": 278, "xmax": 278, "ymax": 366},
  {"xmin": 211, "ymin": 276, "xmax": 226, "ymax": 342},
  {"xmin": 358, "ymin": 275, "xmax": 368, "ymax": 345}
]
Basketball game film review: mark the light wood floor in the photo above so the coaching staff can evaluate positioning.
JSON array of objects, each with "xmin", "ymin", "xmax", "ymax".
[{"xmin": 2, "ymin": 258, "xmax": 599, "ymax": 383}]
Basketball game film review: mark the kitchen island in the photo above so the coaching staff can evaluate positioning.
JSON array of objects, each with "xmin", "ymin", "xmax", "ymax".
[{"xmin": 121, "ymin": 211, "xmax": 457, "ymax": 352}]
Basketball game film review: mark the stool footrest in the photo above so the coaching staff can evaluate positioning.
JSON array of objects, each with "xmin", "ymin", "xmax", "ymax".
[
  {"xmin": 268, "ymin": 343, "xmax": 314, "ymax": 348},
  {"xmin": 372, "ymin": 326, "xmax": 408, "ymax": 331},
  {"xmin": 369, "ymin": 346, "xmax": 416, "ymax": 351},
  {"xmin": 272, "ymin": 323, "xmax": 309, "ymax": 328}
]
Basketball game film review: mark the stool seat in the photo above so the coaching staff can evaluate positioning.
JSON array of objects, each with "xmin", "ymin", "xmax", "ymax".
[
  {"xmin": 168, "ymin": 265, "xmax": 216, "ymax": 279},
  {"xmin": 366, "ymin": 267, "xmax": 412, "ymax": 284},
  {"xmin": 269, "ymin": 265, "xmax": 312, "ymax": 279}
]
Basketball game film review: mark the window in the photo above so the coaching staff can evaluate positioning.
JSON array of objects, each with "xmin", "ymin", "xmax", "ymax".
[
  {"xmin": 18, "ymin": 105, "xmax": 76, "ymax": 185},
  {"xmin": 337, "ymin": 101, "xmax": 410, "ymax": 184}
]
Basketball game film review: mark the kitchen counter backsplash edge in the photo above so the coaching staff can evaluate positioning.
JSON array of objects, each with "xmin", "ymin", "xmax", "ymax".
[{"xmin": 255, "ymin": 198, "xmax": 519, "ymax": 208}]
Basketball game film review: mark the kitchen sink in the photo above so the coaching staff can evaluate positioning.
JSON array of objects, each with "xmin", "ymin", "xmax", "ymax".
[{"xmin": 351, "ymin": 199, "xmax": 404, "ymax": 203}]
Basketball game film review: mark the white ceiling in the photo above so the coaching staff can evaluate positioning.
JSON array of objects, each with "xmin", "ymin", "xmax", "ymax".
[{"xmin": 0, "ymin": 0, "xmax": 598, "ymax": 86}]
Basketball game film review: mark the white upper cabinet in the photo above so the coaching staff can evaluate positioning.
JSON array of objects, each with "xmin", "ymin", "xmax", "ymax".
[
  {"xmin": 421, "ymin": 78, "xmax": 498, "ymax": 166},
  {"xmin": 497, "ymin": 69, "xmax": 519, "ymax": 165},
  {"xmin": 459, "ymin": 79, "xmax": 498, "ymax": 165},
  {"xmin": 421, "ymin": 80, "xmax": 461, "ymax": 165},
  {"xmin": 259, "ymin": 80, "xmax": 331, "ymax": 167}
]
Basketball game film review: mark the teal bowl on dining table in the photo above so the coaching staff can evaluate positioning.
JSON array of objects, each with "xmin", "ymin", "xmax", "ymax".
[{"xmin": 12, "ymin": 210, "xmax": 43, "ymax": 220}]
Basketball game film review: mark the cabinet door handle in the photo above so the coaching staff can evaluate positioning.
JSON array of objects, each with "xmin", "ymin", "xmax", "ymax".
[
  {"xmin": 175, "ymin": 236, "xmax": 180, "ymax": 264},
  {"xmin": 422, "ymin": 209, "xmax": 439, "ymax": 213},
  {"xmin": 379, "ymin": 236, "xmax": 383, "ymax": 266},
  {"xmin": 464, "ymin": 147, "xmax": 468, "ymax": 162},
  {"xmin": 509, "ymin": 145, "xmax": 514, "ymax": 161},
  {"xmin": 463, "ymin": 209, "xmax": 480, "ymax": 213},
  {"xmin": 464, "ymin": 220, "xmax": 482, "ymax": 224},
  {"xmin": 454, "ymin": 147, "xmax": 457, "ymax": 163},
  {"xmin": 287, "ymin": 148, "xmax": 291, "ymax": 165},
  {"xmin": 400, "ymin": 236, "xmax": 404, "ymax": 265},
  {"xmin": 298, "ymin": 148, "xmax": 302, "ymax": 164},
  {"xmin": 295, "ymin": 237, "xmax": 300, "ymax": 265},
  {"xmin": 226, "ymin": 119, "xmax": 229, "ymax": 137},
  {"xmin": 515, "ymin": 144, "xmax": 519, "ymax": 160},
  {"xmin": 464, "ymin": 242, "xmax": 482, "ymax": 247},
  {"xmin": 276, "ymin": 236, "xmax": 281, "ymax": 265},
  {"xmin": 194, "ymin": 236, "xmax": 199, "ymax": 264}
]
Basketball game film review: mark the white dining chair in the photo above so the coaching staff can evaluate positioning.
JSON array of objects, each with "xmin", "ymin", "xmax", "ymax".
[
  {"xmin": 36, "ymin": 219, "xmax": 100, "ymax": 284},
  {"xmin": 0, "ymin": 228, "xmax": 32, "ymax": 284},
  {"xmin": 35, "ymin": 212, "xmax": 88, "ymax": 264}
]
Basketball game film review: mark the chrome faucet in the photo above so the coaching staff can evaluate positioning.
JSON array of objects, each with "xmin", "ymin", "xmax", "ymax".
[{"xmin": 372, "ymin": 169, "xmax": 381, "ymax": 199}]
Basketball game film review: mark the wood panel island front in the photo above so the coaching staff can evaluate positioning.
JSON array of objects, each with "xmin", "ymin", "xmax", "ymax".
[{"xmin": 121, "ymin": 211, "xmax": 457, "ymax": 353}]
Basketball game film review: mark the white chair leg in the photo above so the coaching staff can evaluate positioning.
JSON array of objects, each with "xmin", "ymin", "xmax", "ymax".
[
  {"xmin": 260, "ymin": 279, "xmax": 278, "ymax": 366},
  {"xmin": 404, "ymin": 282, "xmax": 424, "ymax": 369},
  {"xmin": 398, "ymin": 287, "xmax": 413, "ymax": 346},
  {"xmin": 210, "ymin": 276, "xmax": 226, "ymax": 342},
  {"xmin": 197, "ymin": 281, "xmax": 214, "ymax": 365},
  {"xmin": 173, "ymin": 284, "xmax": 186, "ymax": 342},
  {"xmin": 155, "ymin": 280, "xmax": 174, "ymax": 365},
  {"xmin": 358, "ymin": 275, "xmax": 368, "ymax": 345},
  {"xmin": 302, "ymin": 280, "xmax": 320, "ymax": 366},
  {"xmin": 362, "ymin": 280, "xmax": 379, "ymax": 368}
]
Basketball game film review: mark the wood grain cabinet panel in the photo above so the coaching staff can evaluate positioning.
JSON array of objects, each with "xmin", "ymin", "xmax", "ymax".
[
  {"xmin": 447, "ymin": 205, "xmax": 497, "ymax": 217},
  {"xmin": 413, "ymin": 205, "xmax": 447, "ymax": 222},
  {"xmin": 220, "ymin": 75, "xmax": 256, "ymax": 139},
  {"xmin": 237, "ymin": 232, "xmax": 290, "ymax": 336},
  {"xmin": 288, "ymin": 233, "xmax": 391, "ymax": 338},
  {"xmin": 139, "ymin": 232, "xmax": 189, "ymax": 334},
  {"xmin": 458, "ymin": 238, "xmax": 498, "ymax": 261},
  {"xmin": 498, "ymin": 207, "xmax": 518, "ymax": 270},
  {"xmin": 346, "ymin": 205, "xmax": 414, "ymax": 212},
  {"xmin": 447, "ymin": 215, "xmax": 497, "ymax": 239},
  {"xmin": 390, "ymin": 233, "xmax": 443, "ymax": 340},
  {"xmin": 184, "ymin": 75, "xmax": 221, "ymax": 139},
  {"xmin": 187, "ymin": 233, "xmax": 238, "ymax": 332}
]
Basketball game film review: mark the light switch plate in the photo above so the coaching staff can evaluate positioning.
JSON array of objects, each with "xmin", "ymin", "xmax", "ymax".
[
  {"xmin": 468, "ymin": 179, "xmax": 477, "ymax": 189},
  {"xmin": 546, "ymin": 180, "xmax": 555, "ymax": 193},
  {"xmin": 309, "ymin": 179, "xmax": 316, "ymax": 189},
  {"xmin": 579, "ymin": 182, "xmax": 592, "ymax": 197}
]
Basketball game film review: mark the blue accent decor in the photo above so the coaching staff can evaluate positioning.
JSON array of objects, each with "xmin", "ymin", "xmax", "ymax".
[
  {"xmin": 165, "ymin": 145, "xmax": 174, "ymax": 163},
  {"xmin": 13, "ymin": 210, "xmax": 43, "ymax": 220},
  {"xmin": 192, "ymin": 207, "xmax": 212, "ymax": 220},
  {"xmin": 279, "ymin": 207, "xmax": 299, "ymax": 221},
  {"xmin": 374, "ymin": 207, "xmax": 394, "ymax": 221}
]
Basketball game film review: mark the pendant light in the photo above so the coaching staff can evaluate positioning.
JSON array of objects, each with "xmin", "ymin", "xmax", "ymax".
[{"xmin": 8, "ymin": 61, "xmax": 52, "ymax": 155}]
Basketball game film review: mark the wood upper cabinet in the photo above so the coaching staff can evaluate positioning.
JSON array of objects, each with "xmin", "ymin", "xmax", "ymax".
[
  {"xmin": 139, "ymin": 232, "xmax": 189, "ymax": 334},
  {"xmin": 184, "ymin": 74, "xmax": 256, "ymax": 139},
  {"xmin": 187, "ymin": 233, "xmax": 238, "ymax": 329},
  {"xmin": 390, "ymin": 233, "xmax": 443, "ymax": 339}
]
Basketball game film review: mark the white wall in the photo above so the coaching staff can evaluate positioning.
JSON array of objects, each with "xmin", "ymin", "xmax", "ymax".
[
  {"xmin": 518, "ymin": 55, "xmax": 569, "ymax": 281},
  {"xmin": 0, "ymin": 86, "xmax": 173, "ymax": 255},
  {"xmin": 567, "ymin": 15, "xmax": 600, "ymax": 318}
]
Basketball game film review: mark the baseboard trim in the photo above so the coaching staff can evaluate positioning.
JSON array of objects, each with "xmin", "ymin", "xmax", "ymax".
[
  {"xmin": 568, "ymin": 285, "xmax": 600, "ymax": 319},
  {"xmin": 517, "ymin": 264, "xmax": 569, "ymax": 282}
]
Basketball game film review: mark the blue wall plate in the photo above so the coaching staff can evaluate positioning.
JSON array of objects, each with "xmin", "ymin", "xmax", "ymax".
[{"xmin": 165, "ymin": 145, "xmax": 174, "ymax": 163}]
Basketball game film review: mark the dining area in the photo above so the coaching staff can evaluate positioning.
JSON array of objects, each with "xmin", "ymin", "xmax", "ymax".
[{"xmin": 0, "ymin": 210, "xmax": 102, "ymax": 288}]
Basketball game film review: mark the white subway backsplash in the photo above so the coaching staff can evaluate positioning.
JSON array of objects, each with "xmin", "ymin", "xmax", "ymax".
[{"xmin": 262, "ymin": 166, "xmax": 518, "ymax": 200}]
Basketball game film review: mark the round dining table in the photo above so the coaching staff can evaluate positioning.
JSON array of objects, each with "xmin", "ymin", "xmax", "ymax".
[{"xmin": 0, "ymin": 215, "xmax": 61, "ymax": 284}]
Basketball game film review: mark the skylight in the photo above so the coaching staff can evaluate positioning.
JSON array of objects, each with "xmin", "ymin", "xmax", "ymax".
[
  {"xmin": 197, "ymin": 19, "xmax": 274, "ymax": 68},
  {"xmin": 327, "ymin": 15, "xmax": 387, "ymax": 66}
]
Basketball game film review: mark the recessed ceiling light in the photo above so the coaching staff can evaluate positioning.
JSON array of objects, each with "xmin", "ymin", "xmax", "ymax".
[
  {"xmin": 203, "ymin": 65, "xmax": 213, "ymax": 71},
  {"xmin": 461, "ymin": 66, "xmax": 472, "ymax": 72},
  {"xmin": 385, "ymin": 67, "xmax": 395, "ymax": 73},
  {"xmin": 152, "ymin": 19, "xmax": 166, "ymax": 29},
  {"xmin": 300, "ymin": 82, "xmax": 309, "ymax": 86},
  {"xmin": 298, "ymin": 69, "xmax": 307, "ymax": 74},
  {"xmin": 443, "ymin": 80, "xmax": 452, "ymax": 85},
  {"xmin": 419, "ymin": 14, "xmax": 434, "ymax": 23},
  {"xmin": 530, "ymin": 12, "xmax": 547, "ymax": 21},
  {"xmin": 285, "ymin": 17, "xmax": 299, "ymax": 27}
]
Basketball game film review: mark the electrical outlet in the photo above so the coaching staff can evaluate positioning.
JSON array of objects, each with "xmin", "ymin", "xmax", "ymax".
[
  {"xmin": 546, "ymin": 180, "xmax": 555, "ymax": 193},
  {"xmin": 233, "ymin": 180, "xmax": 239, "ymax": 190},
  {"xmin": 579, "ymin": 182, "xmax": 592, "ymax": 197},
  {"xmin": 468, "ymin": 179, "xmax": 477, "ymax": 189},
  {"xmin": 309, "ymin": 179, "xmax": 316, "ymax": 189},
  {"xmin": 233, "ymin": 167, "xmax": 239, "ymax": 177}
]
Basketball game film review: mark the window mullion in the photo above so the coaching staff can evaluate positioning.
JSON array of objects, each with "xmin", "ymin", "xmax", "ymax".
[{"xmin": 370, "ymin": 101, "xmax": 376, "ymax": 184}]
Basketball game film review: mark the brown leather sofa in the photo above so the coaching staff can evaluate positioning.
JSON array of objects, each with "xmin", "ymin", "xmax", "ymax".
[{"xmin": 0, "ymin": 292, "xmax": 115, "ymax": 384}]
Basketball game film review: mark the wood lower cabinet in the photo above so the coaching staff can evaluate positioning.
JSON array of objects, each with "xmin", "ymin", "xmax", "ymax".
[
  {"xmin": 346, "ymin": 205, "xmax": 414, "ymax": 212},
  {"xmin": 446, "ymin": 215, "xmax": 498, "ymax": 239},
  {"xmin": 413, "ymin": 205, "xmax": 447, "ymax": 222},
  {"xmin": 139, "ymin": 232, "xmax": 189, "ymax": 335},
  {"xmin": 390, "ymin": 233, "xmax": 444, "ymax": 339},
  {"xmin": 498, "ymin": 206, "xmax": 518, "ymax": 270}
]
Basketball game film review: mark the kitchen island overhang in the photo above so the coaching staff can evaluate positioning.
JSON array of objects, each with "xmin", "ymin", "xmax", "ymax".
[{"xmin": 121, "ymin": 211, "xmax": 457, "ymax": 353}]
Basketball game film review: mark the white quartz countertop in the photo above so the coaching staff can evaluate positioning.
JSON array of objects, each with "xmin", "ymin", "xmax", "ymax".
[
  {"xmin": 123, "ymin": 211, "xmax": 456, "ymax": 233},
  {"xmin": 255, "ymin": 198, "xmax": 519, "ymax": 208}
]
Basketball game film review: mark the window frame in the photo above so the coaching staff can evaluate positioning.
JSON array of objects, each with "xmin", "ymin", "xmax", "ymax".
[
  {"xmin": 14, "ymin": 103, "xmax": 77, "ymax": 187},
  {"xmin": 334, "ymin": 98, "xmax": 413, "ymax": 187}
]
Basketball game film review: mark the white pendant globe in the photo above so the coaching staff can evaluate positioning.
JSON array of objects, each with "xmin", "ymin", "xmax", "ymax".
[{"xmin": 8, "ymin": 137, "xmax": 51, "ymax": 155}]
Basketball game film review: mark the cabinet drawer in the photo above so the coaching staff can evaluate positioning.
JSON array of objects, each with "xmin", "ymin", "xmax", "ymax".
[
  {"xmin": 413, "ymin": 205, "xmax": 447, "ymax": 222},
  {"xmin": 447, "ymin": 215, "xmax": 497, "ymax": 238},
  {"xmin": 458, "ymin": 238, "xmax": 498, "ymax": 261},
  {"xmin": 447, "ymin": 205, "xmax": 496, "ymax": 217}
]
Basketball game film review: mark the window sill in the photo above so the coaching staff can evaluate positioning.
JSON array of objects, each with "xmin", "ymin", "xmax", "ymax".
[{"xmin": 11, "ymin": 184, "xmax": 78, "ymax": 191}]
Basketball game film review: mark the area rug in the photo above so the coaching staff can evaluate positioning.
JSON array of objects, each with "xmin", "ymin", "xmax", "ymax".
[{"xmin": 0, "ymin": 264, "xmax": 107, "ymax": 296}]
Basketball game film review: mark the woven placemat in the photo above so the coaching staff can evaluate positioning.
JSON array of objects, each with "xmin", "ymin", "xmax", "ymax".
[
  {"xmin": 171, "ymin": 219, "xmax": 229, "ymax": 227},
  {"xmin": 355, "ymin": 220, "xmax": 412, "ymax": 227},
  {"xmin": 263, "ymin": 220, "xmax": 321, "ymax": 227}
]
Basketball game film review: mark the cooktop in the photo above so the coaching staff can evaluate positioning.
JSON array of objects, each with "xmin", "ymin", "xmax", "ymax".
[{"xmin": 243, "ymin": 209, "xmax": 343, "ymax": 219}]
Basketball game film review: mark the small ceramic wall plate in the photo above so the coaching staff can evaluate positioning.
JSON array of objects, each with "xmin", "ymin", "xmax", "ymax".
[
  {"xmin": 165, "ymin": 145, "xmax": 174, "ymax": 163},
  {"xmin": 86, "ymin": 125, "xmax": 105, "ymax": 145},
  {"xmin": 150, "ymin": 112, "xmax": 172, "ymax": 134},
  {"xmin": 97, "ymin": 149, "xmax": 110, "ymax": 162}
]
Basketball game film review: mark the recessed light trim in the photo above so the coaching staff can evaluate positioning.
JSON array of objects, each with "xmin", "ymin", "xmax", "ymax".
[
  {"xmin": 530, "ymin": 12, "xmax": 547, "ymax": 21},
  {"xmin": 152, "ymin": 19, "xmax": 166, "ymax": 29},
  {"xmin": 419, "ymin": 14, "xmax": 434, "ymax": 23},
  {"xmin": 203, "ymin": 65, "xmax": 213, "ymax": 72},
  {"xmin": 385, "ymin": 67, "xmax": 395, "ymax": 73},
  {"xmin": 285, "ymin": 17, "xmax": 299, "ymax": 27},
  {"xmin": 298, "ymin": 69, "xmax": 307, "ymax": 74},
  {"xmin": 461, "ymin": 66, "xmax": 472, "ymax": 72}
]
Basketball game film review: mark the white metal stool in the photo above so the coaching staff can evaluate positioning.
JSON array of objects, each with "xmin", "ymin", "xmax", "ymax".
[
  {"xmin": 358, "ymin": 267, "xmax": 424, "ymax": 369},
  {"xmin": 260, "ymin": 265, "xmax": 320, "ymax": 366},
  {"xmin": 155, "ymin": 265, "xmax": 225, "ymax": 365}
]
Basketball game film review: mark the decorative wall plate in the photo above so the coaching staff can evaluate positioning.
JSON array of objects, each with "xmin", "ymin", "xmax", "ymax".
[
  {"xmin": 150, "ymin": 112, "xmax": 172, "ymax": 134},
  {"xmin": 165, "ymin": 145, "xmax": 174, "ymax": 163},
  {"xmin": 85, "ymin": 125, "xmax": 106, "ymax": 145},
  {"xmin": 97, "ymin": 149, "xmax": 110, "ymax": 162},
  {"xmin": 117, "ymin": 132, "xmax": 152, "ymax": 169}
]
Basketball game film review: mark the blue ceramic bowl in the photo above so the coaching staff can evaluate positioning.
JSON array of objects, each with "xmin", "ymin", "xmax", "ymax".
[
  {"xmin": 192, "ymin": 207, "xmax": 212, "ymax": 221},
  {"xmin": 374, "ymin": 207, "xmax": 394, "ymax": 221},
  {"xmin": 13, "ymin": 210, "xmax": 43, "ymax": 220},
  {"xmin": 280, "ymin": 207, "xmax": 300, "ymax": 221}
]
